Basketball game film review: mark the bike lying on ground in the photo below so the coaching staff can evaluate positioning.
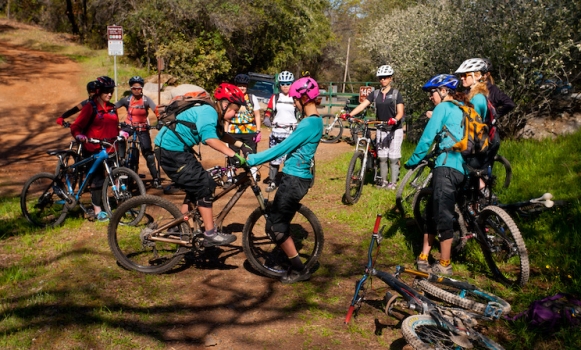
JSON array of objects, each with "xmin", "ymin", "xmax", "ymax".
[
  {"xmin": 21, "ymin": 137, "xmax": 146, "ymax": 227},
  {"xmin": 107, "ymin": 164, "xmax": 324, "ymax": 278},
  {"xmin": 343, "ymin": 119, "xmax": 389, "ymax": 204},
  {"xmin": 345, "ymin": 214, "xmax": 507, "ymax": 349},
  {"xmin": 413, "ymin": 163, "xmax": 529, "ymax": 287}
]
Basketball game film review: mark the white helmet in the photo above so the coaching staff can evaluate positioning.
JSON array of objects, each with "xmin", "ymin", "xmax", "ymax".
[
  {"xmin": 278, "ymin": 71, "xmax": 294, "ymax": 83},
  {"xmin": 455, "ymin": 58, "xmax": 488, "ymax": 74},
  {"xmin": 376, "ymin": 65, "xmax": 394, "ymax": 76}
]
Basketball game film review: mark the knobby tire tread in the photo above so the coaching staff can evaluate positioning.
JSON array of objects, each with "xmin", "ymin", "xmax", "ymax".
[
  {"xmin": 20, "ymin": 172, "xmax": 68, "ymax": 228},
  {"xmin": 344, "ymin": 151, "xmax": 365, "ymax": 204}
]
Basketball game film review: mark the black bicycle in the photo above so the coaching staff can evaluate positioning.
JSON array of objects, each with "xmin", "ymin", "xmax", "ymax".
[
  {"xmin": 345, "ymin": 214, "xmax": 507, "ymax": 349},
  {"xmin": 107, "ymin": 164, "xmax": 324, "ymax": 277},
  {"xmin": 413, "ymin": 164, "xmax": 529, "ymax": 287}
]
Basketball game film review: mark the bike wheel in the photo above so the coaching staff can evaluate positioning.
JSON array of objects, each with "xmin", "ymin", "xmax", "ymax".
[
  {"xmin": 492, "ymin": 155, "xmax": 512, "ymax": 189},
  {"xmin": 20, "ymin": 172, "xmax": 68, "ymax": 228},
  {"xmin": 344, "ymin": 151, "xmax": 365, "ymax": 204},
  {"xmin": 348, "ymin": 121, "xmax": 364, "ymax": 145},
  {"xmin": 414, "ymin": 278, "xmax": 511, "ymax": 316},
  {"xmin": 477, "ymin": 206, "xmax": 529, "ymax": 287},
  {"xmin": 321, "ymin": 114, "xmax": 343, "ymax": 143},
  {"xmin": 396, "ymin": 163, "xmax": 432, "ymax": 217},
  {"xmin": 102, "ymin": 167, "xmax": 146, "ymax": 225},
  {"xmin": 241, "ymin": 203, "xmax": 324, "ymax": 279},
  {"xmin": 401, "ymin": 315, "xmax": 504, "ymax": 350},
  {"xmin": 413, "ymin": 188, "xmax": 468, "ymax": 252},
  {"xmin": 108, "ymin": 195, "xmax": 190, "ymax": 274}
]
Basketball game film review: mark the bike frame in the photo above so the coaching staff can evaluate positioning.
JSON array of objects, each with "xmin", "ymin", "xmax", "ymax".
[{"xmin": 353, "ymin": 120, "xmax": 381, "ymax": 184}]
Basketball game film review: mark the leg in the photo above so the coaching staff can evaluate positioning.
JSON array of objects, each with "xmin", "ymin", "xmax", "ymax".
[
  {"xmin": 389, "ymin": 157, "xmax": 400, "ymax": 187},
  {"xmin": 387, "ymin": 129, "xmax": 404, "ymax": 188}
]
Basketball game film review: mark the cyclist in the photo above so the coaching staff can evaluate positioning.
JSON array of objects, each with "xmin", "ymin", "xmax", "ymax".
[
  {"xmin": 154, "ymin": 84, "xmax": 248, "ymax": 247},
  {"xmin": 262, "ymin": 71, "xmax": 297, "ymax": 192},
  {"xmin": 115, "ymin": 76, "xmax": 161, "ymax": 189},
  {"xmin": 481, "ymin": 58, "xmax": 516, "ymax": 119},
  {"xmin": 246, "ymin": 76, "xmax": 323, "ymax": 284},
  {"xmin": 56, "ymin": 81, "xmax": 97, "ymax": 126},
  {"xmin": 69, "ymin": 76, "xmax": 127, "ymax": 222},
  {"xmin": 225, "ymin": 74, "xmax": 262, "ymax": 154},
  {"xmin": 347, "ymin": 65, "xmax": 405, "ymax": 190},
  {"xmin": 404, "ymin": 74, "xmax": 467, "ymax": 276},
  {"xmin": 455, "ymin": 58, "xmax": 500, "ymax": 172}
]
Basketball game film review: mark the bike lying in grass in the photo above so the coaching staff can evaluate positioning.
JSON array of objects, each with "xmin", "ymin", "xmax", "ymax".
[
  {"xmin": 21, "ymin": 137, "xmax": 146, "ymax": 227},
  {"xmin": 107, "ymin": 164, "xmax": 324, "ymax": 278},
  {"xmin": 414, "ymin": 164, "xmax": 529, "ymax": 287},
  {"xmin": 345, "ymin": 214, "xmax": 507, "ymax": 349}
]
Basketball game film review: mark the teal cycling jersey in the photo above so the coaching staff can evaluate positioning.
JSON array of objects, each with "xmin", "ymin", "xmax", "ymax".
[
  {"xmin": 247, "ymin": 116, "xmax": 322, "ymax": 179},
  {"xmin": 154, "ymin": 104, "xmax": 219, "ymax": 151},
  {"xmin": 406, "ymin": 101, "xmax": 465, "ymax": 174},
  {"xmin": 470, "ymin": 93, "xmax": 488, "ymax": 123}
]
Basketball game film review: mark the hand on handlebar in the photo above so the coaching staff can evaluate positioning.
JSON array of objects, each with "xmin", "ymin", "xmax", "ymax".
[
  {"xmin": 340, "ymin": 113, "xmax": 350, "ymax": 120},
  {"xmin": 388, "ymin": 118, "xmax": 397, "ymax": 126},
  {"xmin": 119, "ymin": 130, "xmax": 130, "ymax": 140},
  {"xmin": 230, "ymin": 153, "xmax": 247, "ymax": 168},
  {"xmin": 56, "ymin": 117, "xmax": 66, "ymax": 126},
  {"xmin": 75, "ymin": 134, "xmax": 88, "ymax": 143},
  {"xmin": 240, "ymin": 143, "xmax": 254, "ymax": 156}
]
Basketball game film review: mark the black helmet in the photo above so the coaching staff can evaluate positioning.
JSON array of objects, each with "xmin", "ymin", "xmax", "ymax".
[
  {"xmin": 129, "ymin": 76, "xmax": 145, "ymax": 87},
  {"xmin": 95, "ymin": 76, "xmax": 116, "ymax": 91},
  {"xmin": 86, "ymin": 81, "xmax": 97, "ymax": 94}
]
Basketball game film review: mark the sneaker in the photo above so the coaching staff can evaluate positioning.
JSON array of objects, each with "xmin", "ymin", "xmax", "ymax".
[
  {"xmin": 96, "ymin": 211, "xmax": 109, "ymax": 222},
  {"xmin": 430, "ymin": 262, "xmax": 453, "ymax": 276},
  {"xmin": 152, "ymin": 178, "xmax": 162, "ymax": 189},
  {"xmin": 203, "ymin": 232, "xmax": 237, "ymax": 247},
  {"xmin": 265, "ymin": 182, "xmax": 277, "ymax": 193},
  {"xmin": 376, "ymin": 181, "xmax": 389, "ymax": 190},
  {"xmin": 386, "ymin": 183, "xmax": 397, "ymax": 190},
  {"xmin": 416, "ymin": 258, "xmax": 431, "ymax": 273},
  {"xmin": 281, "ymin": 268, "xmax": 312, "ymax": 284}
]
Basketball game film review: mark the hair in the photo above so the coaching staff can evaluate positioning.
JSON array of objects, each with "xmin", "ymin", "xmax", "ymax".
[
  {"xmin": 450, "ymin": 91, "xmax": 473, "ymax": 107},
  {"xmin": 467, "ymin": 79, "xmax": 490, "ymax": 100},
  {"xmin": 483, "ymin": 71, "xmax": 496, "ymax": 85}
]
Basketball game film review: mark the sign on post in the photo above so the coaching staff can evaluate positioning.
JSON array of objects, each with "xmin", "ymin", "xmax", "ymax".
[
  {"xmin": 359, "ymin": 86, "xmax": 374, "ymax": 103},
  {"xmin": 107, "ymin": 25, "xmax": 124, "ymax": 56}
]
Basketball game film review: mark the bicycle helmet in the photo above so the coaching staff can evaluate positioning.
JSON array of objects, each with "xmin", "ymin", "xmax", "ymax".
[
  {"xmin": 278, "ymin": 71, "xmax": 294, "ymax": 84},
  {"xmin": 289, "ymin": 77, "xmax": 319, "ymax": 102},
  {"xmin": 422, "ymin": 74, "xmax": 459, "ymax": 91},
  {"xmin": 86, "ymin": 81, "xmax": 97, "ymax": 94},
  {"xmin": 214, "ymin": 83, "xmax": 246, "ymax": 106},
  {"xmin": 234, "ymin": 74, "xmax": 250, "ymax": 85},
  {"xmin": 376, "ymin": 65, "xmax": 394, "ymax": 76},
  {"xmin": 95, "ymin": 76, "xmax": 116, "ymax": 93},
  {"xmin": 482, "ymin": 58, "xmax": 493, "ymax": 73},
  {"xmin": 455, "ymin": 58, "xmax": 488, "ymax": 74},
  {"xmin": 129, "ymin": 76, "xmax": 145, "ymax": 87}
]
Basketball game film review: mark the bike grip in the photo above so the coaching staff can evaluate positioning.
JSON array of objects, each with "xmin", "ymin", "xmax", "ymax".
[
  {"xmin": 344, "ymin": 305, "xmax": 355, "ymax": 324},
  {"xmin": 373, "ymin": 214, "xmax": 382, "ymax": 234}
]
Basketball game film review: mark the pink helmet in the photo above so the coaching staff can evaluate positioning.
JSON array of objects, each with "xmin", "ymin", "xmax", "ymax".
[{"xmin": 289, "ymin": 77, "xmax": 319, "ymax": 102}]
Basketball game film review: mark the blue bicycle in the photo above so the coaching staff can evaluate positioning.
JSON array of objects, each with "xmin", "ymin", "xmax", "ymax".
[{"xmin": 21, "ymin": 137, "xmax": 146, "ymax": 227}]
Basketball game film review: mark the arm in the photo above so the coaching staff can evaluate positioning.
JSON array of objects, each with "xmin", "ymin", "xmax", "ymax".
[
  {"xmin": 206, "ymin": 138, "xmax": 237, "ymax": 157},
  {"xmin": 114, "ymin": 98, "xmax": 127, "ymax": 110},
  {"xmin": 395, "ymin": 103, "xmax": 405, "ymax": 122},
  {"xmin": 493, "ymin": 89, "xmax": 516, "ymax": 118},
  {"xmin": 70, "ymin": 103, "xmax": 95, "ymax": 138},
  {"xmin": 264, "ymin": 95, "xmax": 276, "ymax": 119},
  {"xmin": 60, "ymin": 103, "xmax": 83, "ymax": 119},
  {"xmin": 348, "ymin": 99, "xmax": 371, "ymax": 117}
]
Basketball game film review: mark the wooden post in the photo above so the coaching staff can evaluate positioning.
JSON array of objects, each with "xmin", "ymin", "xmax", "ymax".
[
  {"xmin": 342, "ymin": 38, "xmax": 350, "ymax": 93},
  {"xmin": 157, "ymin": 57, "xmax": 165, "ymax": 104},
  {"xmin": 6, "ymin": 0, "xmax": 10, "ymax": 19}
]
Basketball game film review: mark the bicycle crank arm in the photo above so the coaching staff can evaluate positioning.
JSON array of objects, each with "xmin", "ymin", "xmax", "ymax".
[{"xmin": 148, "ymin": 235, "xmax": 192, "ymax": 247}]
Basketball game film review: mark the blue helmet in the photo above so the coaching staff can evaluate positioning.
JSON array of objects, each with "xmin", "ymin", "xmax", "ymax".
[{"xmin": 422, "ymin": 74, "xmax": 459, "ymax": 91}]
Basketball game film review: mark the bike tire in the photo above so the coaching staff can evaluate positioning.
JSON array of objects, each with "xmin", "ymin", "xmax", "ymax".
[
  {"xmin": 348, "ymin": 121, "xmax": 364, "ymax": 146},
  {"xmin": 20, "ymin": 172, "xmax": 68, "ymax": 228},
  {"xmin": 241, "ymin": 203, "xmax": 324, "ymax": 279},
  {"xmin": 102, "ymin": 167, "xmax": 146, "ymax": 225},
  {"xmin": 493, "ymin": 155, "xmax": 512, "ymax": 189},
  {"xmin": 344, "ymin": 151, "xmax": 365, "ymax": 204},
  {"xmin": 414, "ymin": 278, "xmax": 511, "ymax": 316},
  {"xmin": 401, "ymin": 315, "xmax": 504, "ymax": 350},
  {"xmin": 321, "ymin": 114, "xmax": 343, "ymax": 143},
  {"xmin": 477, "ymin": 206, "xmax": 529, "ymax": 287},
  {"xmin": 107, "ymin": 195, "xmax": 189, "ymax": 274},
  {"xmin": 413, "ymin": 188, "xmax": 468, "ymax": 252},
  {"xmin": 396, "ymin": 163, "xmax": 432, "ymax": 217}
]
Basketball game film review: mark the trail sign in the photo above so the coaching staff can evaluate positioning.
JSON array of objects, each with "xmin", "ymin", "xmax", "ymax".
[
  {"xmin": 107, "ymin": 25, "xmax": 123, "ymax": 56},
  {"xmin": 359, "ymin": 86, "xmax": 374, "ymax": 103}
]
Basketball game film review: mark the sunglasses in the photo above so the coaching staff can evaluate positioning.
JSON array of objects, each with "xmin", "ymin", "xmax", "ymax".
[
  {"xmin": 458, "ymin": 73, "xmax": 472, "ymax": 79},
  {"xmin": 280, "ymin": 82, "xmax": 292, "ymax": 86},
  {"xmin": 379, "ymin": 76, "xmax": 392, "ymax": 80},
  {"xmin": 101, "ymin": 88, "xmax": 114, "ymax": 94},
  {"xmin": 131, "ymin": 87, "xmax": 143, "ymax": 90},
  {"xmin": 427, "ymin": 89, "xmax": 438, "ymax": 97}
]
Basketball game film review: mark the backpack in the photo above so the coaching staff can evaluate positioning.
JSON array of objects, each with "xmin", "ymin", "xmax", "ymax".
[
  {"xmin": 442, "ymin": 100, "xmax": 490, "ymax": 157},
  {"xmin": 371, "ymin": 88, "xmax": 403, "ymax": 126},
  {"xmin": 155, "ymin": 93, "xmax": 213, "ymax": 131},
  {"xmin": 507, "ymin": 293, "xmax": 581, "ymax": 332}
]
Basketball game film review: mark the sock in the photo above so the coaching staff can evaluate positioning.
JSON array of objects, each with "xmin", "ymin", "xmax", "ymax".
[
  {"xmin": 418, "ymin": 253, "xmax": 429, "ymax": 261},
  {"xmin": 204, "ymin": 227, "xmax": 216, "ymax": 237},
  {"xmin": 439, "ymin": 259, "xmax": 451, "ymax": 267},
  {"xmin": 289, "ymin": 254, "xmax": 305, "ymax": 271}
]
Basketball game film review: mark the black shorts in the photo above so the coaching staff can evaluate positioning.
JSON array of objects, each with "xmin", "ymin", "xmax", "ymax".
[
  {"xmin": 427, "ymin": 167, "xmax": 464, "ymax": 238},
  {"xmin": 267, "ymin": 174, "xmax": 311, "ymax": 233},
  {"xmin": 157, "ymin": 148, "xmax": 216, "ymax": 202}
]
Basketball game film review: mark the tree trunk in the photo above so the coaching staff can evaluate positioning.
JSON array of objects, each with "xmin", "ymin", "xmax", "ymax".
[{"xmin": 65, "ymin": 0, "xmax": 80, "ymax": 36}]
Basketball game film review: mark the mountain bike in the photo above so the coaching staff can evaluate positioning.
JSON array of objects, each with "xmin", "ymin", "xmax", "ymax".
[
  {"xmin": 396, "ymin": 144, "xmax": 512, "ymax": 218},
  {"xmin": 497, "ymin": 192, "xmax": 567, "ymax": 218},
  {"xmin": 343, "ymin": 119, "xmax": 388, "ymax": 204},
  {"xmin": 118, "ymin": 122, "xmax": 151, "ymax": 176},
  {"xmin": 21, "ymin": 137, "xmax": 146, "ymax": 228},
  {"xmin": 107, "ymin": 164, "xmax": 324, "ymax": 277},
  {"xmin": 321, "ymin": 103, "xmax": 369, "ymax": 144},
  {"xmin": 345, "ymin": 214, "xmax": 507, "ymax": 349},
  {"xmin": 413, "ymin": 164, "xmax": 529, "ymax": 287}
]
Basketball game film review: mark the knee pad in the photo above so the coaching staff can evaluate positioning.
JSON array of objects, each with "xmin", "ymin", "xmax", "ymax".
[
  {"xmin": 438, "ymin": 229, "xmax": 454, "ymax": 241},
  {"xmin": 196, "ymin": 196, "xmax": 213, "ymax": 208},
  {"xmin": 266, "ymin": 227, "xmax": 289, "ymax": 244}
]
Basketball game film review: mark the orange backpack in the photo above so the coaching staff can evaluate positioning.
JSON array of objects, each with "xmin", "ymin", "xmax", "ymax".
[{"xmin": 442, "ymin": 100, "xmax": 490, "ymax": 157}]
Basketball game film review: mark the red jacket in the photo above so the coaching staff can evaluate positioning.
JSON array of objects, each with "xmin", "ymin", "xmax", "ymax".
[{"xmin": 70, "ymin": 98, "xmax": 119, "ymax": 153}]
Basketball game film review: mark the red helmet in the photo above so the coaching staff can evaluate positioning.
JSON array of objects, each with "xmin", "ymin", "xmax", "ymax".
[{"xmin": 213, "ymin": 83, "xmax": 246, "ymax": 106}]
